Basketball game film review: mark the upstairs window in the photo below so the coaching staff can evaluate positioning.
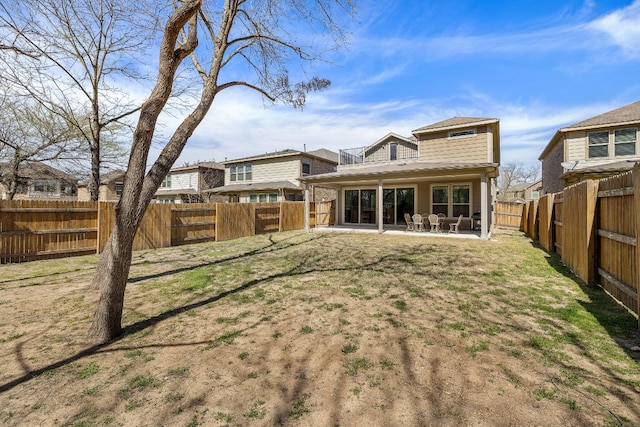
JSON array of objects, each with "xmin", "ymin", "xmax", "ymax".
[
  {"xmin": 115, "ymin": 183, "xmax": 124, "ymax": 196},
  {"xmin": 615, "ymin": 128, "xmax": 636, "ymax": 156},
  {"xmin": 161, "ymin": 175, "xmax": 172, "ymax": 188},
  {"xmin": 389, "ymin": 143, "xmax": 397, "ymax": 161},
  {"xmin": 230, "ymin": 163, "xmax": 252, "ymax": 181},
  {"xmin": 302, "ymin": 161, "xmax": 311, "ymax": 175},
  {"xmin": 588, "ymin": 131, "xmax": 609, "ymax": 158}
]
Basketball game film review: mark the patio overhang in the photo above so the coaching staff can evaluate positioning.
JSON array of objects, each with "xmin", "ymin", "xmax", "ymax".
[{"xmin": 298, "ymin": 161, "xmax": 499, "ymax": 187}]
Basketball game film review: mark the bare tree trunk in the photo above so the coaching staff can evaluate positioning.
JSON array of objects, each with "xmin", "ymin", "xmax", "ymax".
[{"xmin": 89, "ymin": 0, "xmax": 201, "ymax": 343}]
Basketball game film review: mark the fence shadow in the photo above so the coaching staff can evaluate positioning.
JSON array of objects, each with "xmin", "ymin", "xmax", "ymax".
[{"xmin": 540, "ymin": 246, "xmax": 640, "ymax": 363}]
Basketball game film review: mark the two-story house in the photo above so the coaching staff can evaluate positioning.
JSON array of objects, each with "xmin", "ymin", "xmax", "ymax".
[
  {"xmin": 299, "ymin": 117, "xmax": 501, "ymax": 239},
  {"xmin": 0, "ymin": 161, "xmax": 78, "ymax": 201},
  {"xmin": 77, "ymin": 170, "xmax": 126, "ymax": 202},
  {"xmin": 539, "ymin": 100, "xmax": 640, "ymax": 194},
  {"xmin": 206, "ymin": 149, "xmax": 338, "ymax": 203},
  {"xmin": 153, "ymin": 161, "xmax": 225, "ymax": 203}
]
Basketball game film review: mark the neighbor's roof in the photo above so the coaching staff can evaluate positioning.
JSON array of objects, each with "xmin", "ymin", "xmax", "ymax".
[
  {"xmin": 412, "ymin": 117, "xmax": 499, "ymax": 134},
  {"xmin": 203, "ymin": 180, "xmax": 301, "ymax": 193},
  {"xmin": 539, "ymin": 100, "xmax": 640, "ymax": 160},
  {"xmin": 0, "ymin": 161, "xmax": 77, "ymax": 183},
  {"xmin": 223, "ymin": 148, "xmax": 338, "ymax": 165},
  {"xmin": 170, "ymin": 161, "xmax": 224, "ymax": 172},
  {"xmin": 154, "ymin": 188, "xmax": 199, "ymax": 197}
]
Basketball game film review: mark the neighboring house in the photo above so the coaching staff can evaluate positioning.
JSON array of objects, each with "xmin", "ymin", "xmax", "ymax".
[
  {"xmin": 205, "ymin": 149, "xmax": 338, "ymax": 203},
  {"xmin": 539, "ymin": 100, "xmax": 640, "ymax": 193},
  {"xmin": 153, "ymin": 161, "xmax": 225, "ymax": 203},
  {"xmin": 77, "ymin": 170, "xmax": 126, "ymax": 202},
  {"xmin": 299, "ymin": 117, "xmax": 500, "ymax": 238},
  {"xmin": 0, "ymin": 161, "xmax": 78, "ymax": 201},
  {"xmin": 501, "ymin": 180, "xmax": 542, "ymax": 202}
]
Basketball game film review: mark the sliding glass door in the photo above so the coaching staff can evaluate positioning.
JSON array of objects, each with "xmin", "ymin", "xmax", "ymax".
[{"xmin": 347, "ymin": 187, "xmax": 414, "ymax": 225}]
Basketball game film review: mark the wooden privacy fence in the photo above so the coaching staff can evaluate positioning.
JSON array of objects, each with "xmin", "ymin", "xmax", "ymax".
[
  {"xmin": 495, "ymin": 165, "xmax": 640, "ymax": 326},
  {"xmin": 0, "ymin": 200, "xmax": 332, "ymax": 263}
]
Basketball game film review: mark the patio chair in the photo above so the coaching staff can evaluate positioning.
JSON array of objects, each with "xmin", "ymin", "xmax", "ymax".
[
  {"xmin": 427, "ymin": 214, "xmax": 441, "ymax": 232},
  {"xmin": 412, "ymin": 213, "xmax": 424, "ymax": 232},
  {"xmin": 404, "ymin": 212, "xmax": 414, "ymax": 232},
  {"xmin": 448, "ymin": 214, "xmax": 463, "ymax": 234}
]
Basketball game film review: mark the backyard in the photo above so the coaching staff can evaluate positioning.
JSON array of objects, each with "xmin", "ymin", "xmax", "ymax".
[{"xmin": 0, "ymin": 230, "xmax": 639, "ymax": 426}]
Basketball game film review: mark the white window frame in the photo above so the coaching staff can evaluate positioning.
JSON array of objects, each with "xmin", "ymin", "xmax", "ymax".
[
  {"xmin": 614, "ymin": 128, "xmax": 637, "ymax": 157},
  {"xmin": 430, "ymin": 182, "xmax": 472, "ymax": 218},
  {"xmin": 588, "ymin": 131, "xmax": 609, "ymax": 158},
  {"xmin": 301, "ymin": 160, "xmax": 311, "ymax": 175},
  {"xmin": 161, "ymin": 174, "xmax": 172, "ymax": 188}
]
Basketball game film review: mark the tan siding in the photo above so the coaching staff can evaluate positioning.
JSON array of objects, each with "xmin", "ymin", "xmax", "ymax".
[
  {"xmin": 364, "ymin": 140, "xmax": 418, "ymax": 163},
  {"xmin": 252, "ymin": 157, "xmax": 300, "ymax": 183},
  {"xmin": 418, "ymin": 128, "xmax": 489, "ymax": 162},
  {"xmin": 566, "ymin": 130, "xmax": 586, "ymax": 162}
]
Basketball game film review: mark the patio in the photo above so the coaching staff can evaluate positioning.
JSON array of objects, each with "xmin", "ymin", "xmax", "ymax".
[{"xmin": 311, "ymin": 224, "xmax": 483, "ymax": 239}]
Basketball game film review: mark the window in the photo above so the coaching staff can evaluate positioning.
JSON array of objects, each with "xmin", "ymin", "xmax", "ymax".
[
  {"xmin": 344, "ymin": 189, "xmax": 376, "ymax": 224},
  {"xmin": 269, "ymin": 193, "xmax": 277, "ymax": 202},
  {"xmin": 452, "ymin": 185, "xmax": 470, "ymax": 217},
  {"xmin": 448, "ymin": 129, "xmax": 476, "ymax": 139},
  {"xmin": 259, "ymin": 193, "xmax": 267, "ymax": 202},
  {"xmin": 249, "ymin": 194, "xmax": 257, "ymax": 202},
  {"xmin": 302, "ymin": 161, "xmax": 311, "ymax": 175},
  {"xmin": 588, "ymin": 131, "xmax": 609, "ymax": 158},
  {"xmin": 230, "ymin": 163, "xmax": 252, "ymax": 181},
  {"xmin": 432, "ymin": 184, "xmax": 471, "ymax": 217},
  {"xmin": 389, "ymin": 143, "xmax": 397, "ymax": 161},
  {"xmin": 115, "ymin": 183, "xmax": 124, "ymax": 196},
  {"xmin": 431, "ymin": 185, "xmax": 448, "ymax": 216},
  {"xmin": 615, "ymin": 128, "xmax": 636, "ymax": 156},
  {"xmin": 383, "ymin": 187, "xmax": 414, "ymax": 225},
  {"xmin": 161, "ymin": 175, "xmax": 172, "ymax": 188},
  {"xmin": 33, "ymin": 180, "xmax": 57, "ymax": 194}
]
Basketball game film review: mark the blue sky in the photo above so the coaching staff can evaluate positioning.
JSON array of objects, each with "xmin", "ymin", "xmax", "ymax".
[{"xmin": 155, "ymin": 0, "xmax": 640, "ymax": 168}]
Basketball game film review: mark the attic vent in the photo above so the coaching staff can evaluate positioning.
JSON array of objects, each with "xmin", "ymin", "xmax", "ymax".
[{"xmin": 448, "ymin": 129, "xmax": 476, "ymax": 139}]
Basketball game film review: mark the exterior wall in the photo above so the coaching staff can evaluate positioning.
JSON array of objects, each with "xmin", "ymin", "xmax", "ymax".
[
  {"xmin": 541, "ymin": 140, "xmax": 565, "ymax": 194},
  {"xmin": 167, "ymin": 170, "xmax": 199, "ymax": 190},
  {"xmin": 417, "ymin": 126, "xmax": 491, "ymax": 162},
  {"xmin": 565, "ymin": 130, "xmax": 586, "ymax": 162},
  {"xmin": 311, "ymin": 185, "xmax": 336, "ymax": 202},
  {"xmin": 566, "ymin": 126, "xmax": 640, "ymax": 166},
  {"xmin": 225, "ymin": 157, "xmax": 301, "ymax": 185},
  {"xmin": 307, "ymin": 157, "xmax": 336, "ymax": 175}
]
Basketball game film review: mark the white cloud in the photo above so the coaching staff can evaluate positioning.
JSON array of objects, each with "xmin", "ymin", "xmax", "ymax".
[{"xmin": 588, "ymin": 0, "xmax": 640, "ymax": 59}]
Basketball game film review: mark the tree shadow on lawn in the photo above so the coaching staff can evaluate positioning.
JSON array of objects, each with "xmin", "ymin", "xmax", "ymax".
[{"xmin": 0, "ymin": 232, "xmax": 424, "ymax": 400}]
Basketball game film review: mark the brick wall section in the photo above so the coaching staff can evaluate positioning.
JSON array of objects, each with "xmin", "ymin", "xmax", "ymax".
[
  {"xmin": 541, "ymin": 140, "xmax": 565, "ymax": 194},
  {"xmin": 311, "ymin": 185, "xmax": 336, "ymax": 202}
]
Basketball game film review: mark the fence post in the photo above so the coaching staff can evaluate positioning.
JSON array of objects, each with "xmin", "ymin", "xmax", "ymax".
[
  {"xmin": 634, "ymin": 164, "xmax": 640, "ymax": 329},
  {"xmin": 586, "ymin": 180, "xmax": 599, "ymax": 287}
]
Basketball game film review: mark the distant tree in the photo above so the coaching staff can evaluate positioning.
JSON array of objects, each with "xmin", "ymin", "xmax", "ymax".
[
  {"xmin": 497, "ymin": 162, "xmax": 540, "ymax": 201},
  {"xmin": 89, "ymin": 0, "xmax": 355, "ymax": 343},
  {"xmin": 0, "ymin": 0, "xmax": 153, "ymax": 200},
  {"xmin": 0, "ymin": 94, "xmax": 83, "ymax": 199}
]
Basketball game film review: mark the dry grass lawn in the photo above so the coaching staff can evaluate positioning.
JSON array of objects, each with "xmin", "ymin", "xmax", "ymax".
[{"xmin": 0, "ymin": 230, "xmax": 639, "ymax": 426}]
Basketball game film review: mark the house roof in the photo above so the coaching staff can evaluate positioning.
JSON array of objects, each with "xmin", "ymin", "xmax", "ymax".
[
  {"xmin": 170, "ymin": 161, "xmax": 224, "ymax": 172},
  {"xmin": 100, "ymin": 170, "xmax": 126, "ymax": 184},
  {"xmin": 364, "ymin": 133, "xmax": 417, "ymax": 154},
  {"xmin": 203, "ymin": 180, "xmax": 301, "ymax": 194},
  {"xmin": 560, "ymin": 160, "xmax": 637, "ymax": 180},
  {"xmin": 539, "ymin": 100, "xmax": 640, "ymax": 160},
  {"xmin": 0, "ymin": 161, "xmax": 77, "ymax": 183},
  {"xmin": 299, "ymin": 161, "xmax": 499, "ymax": 184},
  {"xmin": 223, "ymin": 148, "xmax": 338, "ymax": 165},
  {"xmin": 154, "ymin": 188, "xmax": 199, "ymax": 197},
  {"xmin": 412, "ymin": 117, "xmax": 499, "ymax": 134}
]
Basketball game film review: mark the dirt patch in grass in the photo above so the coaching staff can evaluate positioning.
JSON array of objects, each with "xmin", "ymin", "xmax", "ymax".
[{"xmin": 1, "ymin": 230, "xmax": 639, "ymax": 426}]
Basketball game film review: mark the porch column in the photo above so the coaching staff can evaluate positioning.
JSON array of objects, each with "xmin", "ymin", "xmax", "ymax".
[
  {"xmin": 304, "ymin": 184, "xmax": 310, "ymax": 232},
  {"xmin": 377, "ymin": 179, "xmax": 384, "ymax": 233},
  {"xmin": 480, "ymin": 173, "xmax": 488, "ymax": 239}
]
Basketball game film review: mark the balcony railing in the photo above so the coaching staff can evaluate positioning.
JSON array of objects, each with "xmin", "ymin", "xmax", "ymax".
[{"xmin": 339, "ymin": 146, "xmax": 419, "ymax": 166}]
